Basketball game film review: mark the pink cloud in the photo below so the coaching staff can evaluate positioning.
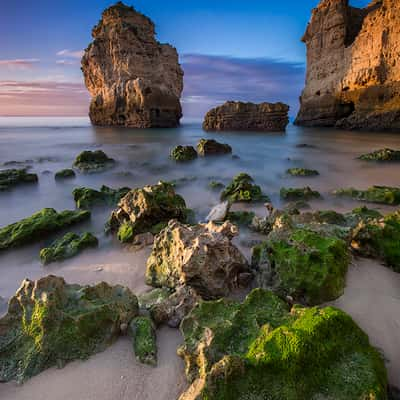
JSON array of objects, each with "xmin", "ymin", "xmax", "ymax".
[
  {"xmin": 0, "ymin": 59, "xmax": 40, "ymax": 70},
  {"xmin": 56, "ymin": 49, "xmax": 84, "ymax": 59}
]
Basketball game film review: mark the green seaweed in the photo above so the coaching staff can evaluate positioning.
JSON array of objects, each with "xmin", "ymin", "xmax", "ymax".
[
  {"xmin": 221, "ymin": 173, "xmax": 268, "ymax": 203},
  {"xmin": 0, "ymin": 168, "xmax": 38, "ymax": 191},
  {"xmin": 334, "ymin": 186, "xmax": 400, "ymax": 205},
  {"xmin": 73, "ymin": 150, "xmax": 115, "ymax": 173},
  {"xmin": 358, "ymin": 148, "xmax": 400, "ymax": 162},
  {"xmin": 286, "ymin": 168, "xmax": 319, "ymax": 177},
  {"xmin": 73, "ymin": 185, "xmax": 130, "ymax": 209},
  {"xmin": 129, "ymin": 316, "xmax": 157, "ymax": 366},
  {"xmin": 55, "ymin": 169, "xmax": 76, "ymax": 180},
  {"xmin": 226, "ymin": 211, "xmax": 255, "ymax": 227},
  {"xmin": 170, "ymin": 145, "xmax": 198, "ymax": 162},
  {"xmin": 280, "ymin": 186, "xmax": 321, "ymax": 201}
]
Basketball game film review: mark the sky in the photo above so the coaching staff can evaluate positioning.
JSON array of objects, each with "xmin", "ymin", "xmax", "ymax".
[{"xmin": 0, "ymin": 0, "xmax": 371, "ymax": 118}]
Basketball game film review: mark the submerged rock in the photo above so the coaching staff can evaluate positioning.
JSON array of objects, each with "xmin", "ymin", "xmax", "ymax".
[
  {"xmin": 170, "ymin": 145, "xmax": 198, "ymax": 162},
  {"xmin": 128, "ymin": 316, "xmax": 157, "ymax": 366},
  {"xmin": 221, "ymin": 173, "xmax": 268, "ymax": 203},
  {"xmin": 40, "ymin": 232, "xmax": 99, "ymax": 265},
  {"xmin": 73, "ymin": 185, "xmax": 130, "ymax": 209},
  {"xmin": 73, "ymin": 150, "xmax": 115, "ymax": 173},
  {"xmin": 0, "ymin": 275, "xmax": 138, "ymax": 382},
  {"xmin": 280, "ymin": 186, "xmax": 321, "ymax": 201},
  {"xmin": 0, "ymin": 208, "xmax": 90, "ymax": 251},
  {"xmin": 359, "ymin": 148, "xmax": 400, "ymax": 162},
  {"xmin": 208, "ymin": 181, "xmax": 224, "ymax": 190},
  {"xmin": 55, "ymin": 169, "xmax": 76, "ymax": 180},
  {"xmin": 196, "ymin": 139, "xmax": 232, "ymax": 156},
  {"xmin": 202, "ymin": 101, "xmax": 289, "ymax": 132},
  {"xmin": 146, "ymin": 220, "xmax": 250, "ymax": 299},
  {"xmin": 286, "ymin": 167, "xmax": 319, "ymax": 177},
  {"xmin": 109, "ymin": 181, "xmax": 187, "ymax": 243},
  {"xmin": 226, "ymin": 211, "xmax": 255, "ymax": 227},
  {"xmin": 81, "ymin": 2, "xmax": 183, "ymax": 128},
  {"xmin": 178, "ymin": 288, "xmax": 387, "ymax": 400},
  {"xmin": 0, "ymin": 168, "xmax": 38, "ymax": 191},
  {"xmin": 334, "ymin": 186, "xmax": 400, "ymax": 205}
]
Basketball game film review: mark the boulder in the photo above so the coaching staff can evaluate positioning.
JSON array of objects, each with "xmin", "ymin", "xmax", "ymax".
[
  {"xmin": 73, "ymin": 185, "xmax": 130, "ymax": 209},
  {"xmin": 128, "ymin": 316, "xmax": 157, "ymax": 366},
  {"xmin": 81, "ymin": 2, "xmax": 183, "ymax": 128},
  {"xmin": 286, "ymin": 168, "xmax": 319, "ymax": 177},
  {"xmin": 202, "ymin": 101, "xmax": 289, "ymax": 132},
  {"xmin": 0, "ymin": 275, "xmax": 138, "ymax": 382},
  {"xmin": 205, "ymin": 201, "xmax": 230, "ymax": 222},
  {"xmin": 55, "ymin": 169, "xmax": 76, "ymax": 180},
  {"xmin": 221, "ymin": 173, "xmax": 268, "ymax": 203},
  {"xmin": 226, "ymin": 211, "xmax": 255, "ymax": 227},
  {"xmin": 280, "ymin": 186, "xmax": 321, "ymax": 201},
  {"xmin": 170, "ymin": 146, "xmax": 198, "ymax": 162},
  {"xmin": 334, "ymin": 185, "xmax": 400, "ymax": 205},
  {"xmin": 73, "ymin": 150, "xmax": 115, "ymax": 173},
  {"xmin": 146, "ymin": 220, "xmax": 250, "ymax": 299},
  {"xmin": 0, "ymin": 168, "xmax": 38, "ymax": 191},
  {"xmin": 196, "ymin": 139, "xmax": 232, "ymax": 156},
  {"xmin": 358, "ymin": 148, "xmax": 400, "ymax": 162}
]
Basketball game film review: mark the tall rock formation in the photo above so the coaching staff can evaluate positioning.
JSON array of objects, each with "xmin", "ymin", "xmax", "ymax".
[
  {"xmin": 295, "ymin": 0, "xmax": 400, "ymax": 131},
  {"xmin": 81, "ymin": 2, "xmax": 183, "ymax": 128}
]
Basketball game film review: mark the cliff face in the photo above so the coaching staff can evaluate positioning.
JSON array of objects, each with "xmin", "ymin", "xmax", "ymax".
[
  {"xmin": 81, "ymin": 2, "xmax": 183, "ymax": 128},
  {"xmin": 203, "ymin": 101, "xmax": 289, "ymax": 132},
  {"xmin": 295, "ymin": 0, "xmax": 400, "ymax": 131}
]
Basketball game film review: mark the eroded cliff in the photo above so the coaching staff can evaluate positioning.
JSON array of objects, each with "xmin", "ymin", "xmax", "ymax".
[
  {"xmin": 295, "ymin": 0, "xmax": 400, "ymax": 131},
  {"xmin": 82, "ymin": 2, "xmax": 183, "ymax": 128}
]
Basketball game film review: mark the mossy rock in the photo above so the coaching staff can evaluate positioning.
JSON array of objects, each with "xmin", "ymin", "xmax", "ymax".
[
  {"xmin": 73, "ymin": 185, "xmax": 130, "ymax": 209},
  {"xmin": 55, "ymin": 169, "xmax": 76, "ymax": 180},
  {"xmin": 117, "ymin": 221, "xmax": 135, "ymax": 243},
  {"xmin": 358, "ymin": 148, "xmax": 400, "ymax": 162},
  {"xmin": 73, "ymin": 150, "xmax": 115, "ymax": 173},
  {"xmin": 39, "ymin": 232, "xmax": 98, "ymax": 265},
  {"xmin": 286, "ymin": 168, "xmax": 319, "ymax": 177},
  {"xmin": 252, "ymin": 227, "xmax": 350, "ymax": 305},
  {"xmin": 280, "ymin": 186, "xmax": 321, "ymax": 201},
  {"xmin": 0, "ymin": 275, "xmax": 139, "ymax": 382},
  {"xmin": 170, "ymin": 145, "xmax": 198, "ymax": 162},
  {"xmin": 226, "ymin": 211, "xmax": 255, "ymax": 227},
  {"xmin": 344, "ymin": 206, "xmax": 383, "ymax": 228},
  {"xmin": 334, "ymin": 186, "xmax": 400, "ymax": 205},
  {"xmin": 128, "ymin": 316, "xmax": 157, "ymax": 366},
  {"xmin": 0, "ymin": 168, "xmax": 38, "ymax": 191},
  {"xmin": 138, "ymin": 288, "xmax": 172, "ymax": 311},
  {"xmin": 208, "ymin": 181, "xmax": 225, "ymax": 190},
  {"xmin": 0, "ymin": 208, "xmax": 90, "ymax": 251},
  {"xmin": 197, "ymin": 139, "xmax": 232, "ymax": 156},
  {"xmin": 221, "ymin": 173, "xmax": 269, "ymax": 203},
  {"xmin": 178, "ymin": 288, "xmax": 387, "ymax": 400}
]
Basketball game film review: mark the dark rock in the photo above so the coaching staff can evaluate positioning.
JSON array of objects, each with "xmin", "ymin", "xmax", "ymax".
[
  {"xmin": 73, "ymin": 185, "xmax": 130, "ymax": 209},
  {"xmin": 0, "ymin": 168, "xmax": 38, "ymax": 191},
  {"xmin": 334, "ymin": 186, "xmax": 400, "ymax": 205},
  {"xmin": 221, "ymin": 173, "xmax": 268, "ymax": 203},
  {"xmin": 280, "ymin": 186, "xmax": 321, "ymax": 201},
  {"xmin": 170, "ymin": 145, "xmax": 197, "ymax": 162},
  {"xmin": 196, "ymin": 139, "xmax": 232, "ymax": 156},
  {"xmin": 55, "ymin": 169, "xmax": 76, "ymax": 180},
  {"xmin": 73, "ymin": 150, "xmax": 115, "ymax": 173}
]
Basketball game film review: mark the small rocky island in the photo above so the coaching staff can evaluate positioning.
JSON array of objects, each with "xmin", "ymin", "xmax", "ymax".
[
  {"xmin": 81, "ymin": 2, "xmax": 184, "ymax": 128},
  {"xmin": 203, "ymin": 101, "xmax": 289, "ymax": 132},
  {"xmin": 296, "ymin": 0, "xmax": 400, "ymax": 131}
]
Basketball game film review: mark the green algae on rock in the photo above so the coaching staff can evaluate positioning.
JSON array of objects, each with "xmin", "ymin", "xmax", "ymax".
[
  {"xmin": 0, "ymin": 168, "xmax": 38, "ymax": 191},
  {"xmin": 0, "ymin": 275, "xmax": 139, "ymax": 382},
  {"xmin": 0, "ymin": 208, "xmax": 91, "ymax": 251},
  {"xmin": 73, "ymin": 185, "xmax": 130, "ymax": 209},
  {"xmin": 197, "ymin": 139, "xmax": 232, "ymax": 156},
  {"xmin": 280, "ymin": 186, "xmax": 321, "ymax": 201},
  {"xmin": 178, "ymin": 288, "xmax": 387, "ymax": 400},
  {"xmin": 221, "ymin": 173, "xmax": 268, "ymax": 203},
  {"xmin": 73, "ymin": 150, "xmax": 115, "ymax": 173},
  {"xmin": 208, "ymin": 181, "xmax": 225, "ymax": 190},
  {"xmin": 128, "ymin": 316, "xmax": 157, "ymax": 366},
  {"xmin": 334, "ymin": 186, "xmax": 400, "ymax": 205},
  {"xmin": 170, "ymin": 145, "xmax": 198, "ymax": 162},
  {"xmin": 55, "ymin": 169, "xmax": 76, "ymax": 180},
  {"xmin": 358, "ymin": 148, "xmax": 400, "ymax": 162},
  {"xmin": 286, "ymin": 167, "xmax": 319, "ymax": 177},
  {"xmin": 39, "ymin": 232, "xmax": 98, "ymax": 265},
  {"xmin": 226, "ymin": 211, "xmax": 255, "ymax": 227},
  {"xmin": 109, "ymin": 181, "xmax": 188, "ymax": 243}
]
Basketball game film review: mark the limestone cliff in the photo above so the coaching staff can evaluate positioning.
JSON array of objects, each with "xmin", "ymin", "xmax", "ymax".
[
  {"xmin": 81, "ymin": 2, "xmax": 183, "ymax": 128},
  {"xmin": 203, "ymin": 101, "xmax": 289, "ymax": 132},
  {"xmin": 295, "ymin": 0, "xmax": 400, "ymax": 131}
]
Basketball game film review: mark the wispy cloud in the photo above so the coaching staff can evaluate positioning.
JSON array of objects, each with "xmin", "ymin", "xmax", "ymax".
[
  {"xmin": 0, "ymin": 59, "xmax": 40, "ymax": 70},
  {"xmin": 56, "ymin": 49, "xmax": 84, "ymax": 59},
  {"xmin": 56, "ymin": 60, "xmax": 77, "ymax": 66}
]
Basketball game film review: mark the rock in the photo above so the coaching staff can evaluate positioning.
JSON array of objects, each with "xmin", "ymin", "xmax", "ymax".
[
  {"xmin": 221, "ymin": 173, "xmax": 268, "ymax": 203},
  {"xmin": 146, "ymin": 220, "xmax": 250, "ymax": 299},
  {"xmin": 280, "ymin": 186, "xmax": 321, "ymax": 201},
  {"xmin": 0, "ymin": 275, "xmax": 138, "ymax": 382},
  {"xmin": 295, "ymin": 143, "xmax": 317, "ymax": 149},
  {"xmin": 334, "ymin": 185, "xmax": 400, "ymax": 205},
  {"xmin": 226, "ymin": 211, "xmax": 255, "ymax": 227},
  {"xmin": 205, "ymin": 201, "xmax": 230, "ymax": 222},
  {"xmin": 138, "ymin": 288, "xmax": 172, "ymax": 311},
  {"xmin": 54, "ymin": 169, "xmax": 76, "ymax": 180},
  {"xmin": 73, "ymin": 185, "xmax": 130, "ymax": 209},
  {"xmin": 196, "ymin": 139, "xmax": 232, "ymax": 156},
  {"xmin": 81, "ymin": 2, "xmax": 183, "ymax": 128},
  {"xmin": 132, "ymin": 232, "xmax": 154, "ymax": 247},
  {"xmin": 39, "ymin": 232, "xmax": 99, "ymax": 265},
  {"xmin": 286, "ymin": 167, "xmax": 319, "ymax": 177},
  {"xmin": 170, "ymin": 146, "xmax": 198, "ymax": 162},
  {"xmin": 177, "ymin": 288, "xmax": 386, "ymax": 400},
  {"xmin": 208, "ymin": 181, "xmax": 224, "ymax": 190},
  {"xmin": 73, "ymin": 150, "xmax": 115, "ymax": 173},
  {"xmin": 128, "ymin": 316, "xmax": 157, "ymax": 366},
  {"xmin": 295, "ymin": 0, "xmax": 400, "ymax": 131},
  {"xmin": 0, "ymin": 208, "xmax": 90, "ymax": 251},
  {"xmin": 0, "ymin": 168, "xmax": 38, "ymax": 191},
  {"xmin": 358, "ymin": 148, "xmax": 400, "ymax": 162},
  {"xmin": 109, "ymin": 181, "xmax": 188, "ymax": 243},
  {"xmin": 202, "ymin": 101, "xmax": 289, "ymax": 132}
]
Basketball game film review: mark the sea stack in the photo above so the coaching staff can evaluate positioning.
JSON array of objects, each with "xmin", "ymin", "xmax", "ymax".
[
  {"xmin": 81, "ymin": 2, "xmax": 184, "ymax": 128},
  {"xmin": 295, "ymin": 0, "xmax": 400, "ymax": 131},
  {"xmin": 203, "ymin": 101, "xmax": 289, "ymax": 132}
]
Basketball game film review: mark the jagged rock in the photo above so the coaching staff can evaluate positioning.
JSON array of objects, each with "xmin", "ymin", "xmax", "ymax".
[
  {"xmin": 170, "ymin": 146, "xmax": 198, "ymax": 162},
  {"xmin": 55, "ymin": 169, "xmax": 76, "ymax": 180},
  {"xmin": 178, "ymin": 288, "xmax": 387, "ymax": 400},
  {"xmin": 334, "ymin": 185, "xmax": 400, "ymax": 205},
  {"xmin": 39, "ymin": 232, "xmax": 99, "ymax": 265},
  {"xmin": 221, "ymin": 173, "xmax": 268, "ymax": 203},
  {"xmin": 280, "ymin": 186, "xmax": 321, "ymax": 201},
  {"xmin": 0, "ymin": 275, "xmax": 138, "ymax": 382},
  {"xmin": 0, "ymin": 168, "xmax": 38, "ymax": 191},
  {"xmin": 146, "ymin": 220, "xmax": 250, "ymax": 299},
  {"xmin": 109, "ymin": 181, "xmax": 187, "ymax": 243},
  {"xmin": 132, "ymin": 232, "xmax": 154, "ymax": 248},
  {"xmin": 128, "ymin": 316, "xmax": 157, "ymax": 366},
  {"xmin": 73, "ymin": 185, "xmax": 130, "ymax": 209},
  {"xmin": 81, "ymin": 2, "xmax": 183, "ymax": 128},
  {"xmin": 358, "ymin": 148, "xmax": 400, "ymax": 162},
  {"xmin": 196, "ymin": 139, "xmax": 232, "ymax": 156},
  {"xmin": 0, "ymin": 208, "xmax": 90, "ymax": 251},
  {"xmin": 296, "ymin": 0, "xmax": 400, "ymax": 131},
  {"xmin": 205, "ymin": 201, "xmax": 230, "ymax": 222},
  {"xmin": 203, "ymin": 101, "xmax": 289, "ymax": 132},
  {"xmin": 73, "ymin": 150, "xmax": 115, "ymax": 173},
  {"xmin": 286, "ymin": 168, "xmax": 319, "ymax": 177}
]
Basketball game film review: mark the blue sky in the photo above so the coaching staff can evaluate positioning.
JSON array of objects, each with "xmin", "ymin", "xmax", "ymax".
[{"xmin": 0, "ymin": 0, "xmax": 371, "ymax": 117}]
